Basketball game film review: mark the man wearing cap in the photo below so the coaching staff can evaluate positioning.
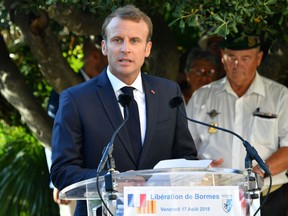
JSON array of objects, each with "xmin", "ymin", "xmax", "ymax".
[{"xmin": 186, "ymin": 35, "xmax": 288, "ymax": 215}]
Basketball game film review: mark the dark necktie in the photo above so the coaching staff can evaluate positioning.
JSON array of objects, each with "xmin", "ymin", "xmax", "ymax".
[{"xmin": 121, "ymin": 86, "xmax": 142, "ymax": 163}]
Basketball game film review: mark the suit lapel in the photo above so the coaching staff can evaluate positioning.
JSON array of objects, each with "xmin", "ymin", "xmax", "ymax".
[{"xmin": 96, "ymin": 71, "xmax": 137, "ymax": 165}]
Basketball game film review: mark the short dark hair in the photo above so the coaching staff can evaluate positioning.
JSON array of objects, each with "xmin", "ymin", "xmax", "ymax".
[
  {"xmin": 102, "ymin": 5, "xmax": 153, "ymax": 42},
  {"xmin": 184, "ymin": 47, "xmax": 220, "ymax": 74},
  {"xmin": 83, "ymin": 36, "xmax": 102, "ymax": 59}
]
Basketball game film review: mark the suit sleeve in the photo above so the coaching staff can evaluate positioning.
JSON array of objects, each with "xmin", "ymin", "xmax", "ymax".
[{"xmin": 50, "ymin": 89, "xmax": 96, "ymax": 190}]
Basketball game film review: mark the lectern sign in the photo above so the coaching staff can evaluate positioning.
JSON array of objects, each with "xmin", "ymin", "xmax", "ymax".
[{"xmin": 123, "ymin": 186, "xmax": 246, "ymax": 216}]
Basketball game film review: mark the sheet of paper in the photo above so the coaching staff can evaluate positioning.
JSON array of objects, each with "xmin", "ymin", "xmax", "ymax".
[{"xmin": 153, "ymin": 158, "xmax": 212, "ymax": 169}]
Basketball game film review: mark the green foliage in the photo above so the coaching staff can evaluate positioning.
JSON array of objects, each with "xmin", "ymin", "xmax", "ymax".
[
  {"xmin": 168, "ymin": 0, "xmax": 288, "ymax": 40},
  {"xmin": 3, "ymin": 0, "xmax": 288, "ymax": 42},
  {"xmin": 0, "ymin": 120, "xmax": 59, "ymax": 216},
  {"xmin": 2, "ymin": 0, "xmax": 288, "ymax": 40},
  {"xmin": 61, "ymin": 35, "xmax": 85, "ymax": 73},
  {"xmin": 0, "ymin": 120, "xmax": 27, "ymax": 146},
  {"xmin": 64, "ymin": 44, "xmax": 84, "ymax": 72}
]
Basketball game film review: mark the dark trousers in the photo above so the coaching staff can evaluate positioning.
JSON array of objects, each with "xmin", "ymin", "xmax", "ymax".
[{"xmin": 260, "ymin": 183, "xmax": 288, "ymax": 216}]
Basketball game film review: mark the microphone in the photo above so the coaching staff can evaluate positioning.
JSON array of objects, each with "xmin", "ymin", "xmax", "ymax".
[
  {"xmin": 96, "ymin": 94, "xmax": 131, "ymax": 173},
  {"xmin": 169, "ymin": 96, "xmax": 271, "ymax": 176}
]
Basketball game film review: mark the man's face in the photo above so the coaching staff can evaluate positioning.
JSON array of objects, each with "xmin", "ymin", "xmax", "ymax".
[
  {"xmin": 101, "ymin": 17, "xmax": 152, "ymax": 85},
  {"xmin": 221, "ymin": 48, "xmax": 263, "ymax": 87}
]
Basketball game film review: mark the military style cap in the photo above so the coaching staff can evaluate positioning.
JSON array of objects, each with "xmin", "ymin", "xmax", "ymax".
[{"xmin": 221, "ymin": 35, "xmax": 261, "ymax": 50}]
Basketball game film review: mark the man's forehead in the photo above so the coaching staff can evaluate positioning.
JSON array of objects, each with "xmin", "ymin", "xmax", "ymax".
[{"xmin": 107, "ymin": 17, "xmax": 148, "ymax": 34}]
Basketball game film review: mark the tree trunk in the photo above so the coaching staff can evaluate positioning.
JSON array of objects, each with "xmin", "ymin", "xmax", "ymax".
[
  {"xmin": 11, "ymin": 8, "xmax": 83, "ymax": 93},
  {"xmin": 0, "ymin": 34, "xmax": 53, "ymax": 149},
  {"xmin": 47, "ymin": 4, "xmax": 104, "ymax": 36}
]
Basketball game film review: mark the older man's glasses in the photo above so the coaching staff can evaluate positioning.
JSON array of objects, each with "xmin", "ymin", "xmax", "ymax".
[{"xmin": 189, "ymin": 68, "xmax": 216, "ymax": 77}]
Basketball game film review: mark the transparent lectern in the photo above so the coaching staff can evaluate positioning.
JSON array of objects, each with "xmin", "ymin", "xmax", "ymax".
[{"xmin": 60, "ymin": 167, "xmax": 263, "ymax": 216}]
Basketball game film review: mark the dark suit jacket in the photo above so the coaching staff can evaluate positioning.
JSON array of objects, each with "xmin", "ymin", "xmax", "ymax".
[{"xmin": 50, "ymin": 70, "xmax": 197, "ymax": 215}]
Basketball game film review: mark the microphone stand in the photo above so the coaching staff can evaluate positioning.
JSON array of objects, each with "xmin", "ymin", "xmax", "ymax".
[
  {"xmin": 103, "ymin": 143, "xmax": 118, "ymax": 216},
  {"xmin": 103, "ymin": 114, "xmax": 128, "ymax": 216},
  {"xmin": 96, "ymin": 137, "xmax": 118, "ymax": 216},
  {"xmin": 96, "ymin": 94, "xmax": 131, "ymax": 216}
]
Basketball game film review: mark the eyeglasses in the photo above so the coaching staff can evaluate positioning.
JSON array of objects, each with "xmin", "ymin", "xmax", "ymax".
[{"xmin": 188, "ymin": 68, "xmax": 216, "ymax": 77}]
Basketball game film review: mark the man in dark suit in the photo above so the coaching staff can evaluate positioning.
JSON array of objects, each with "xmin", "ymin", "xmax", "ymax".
[{"xmin": 50, "ymin": 5, "xmax": 198, "ymax": 216}]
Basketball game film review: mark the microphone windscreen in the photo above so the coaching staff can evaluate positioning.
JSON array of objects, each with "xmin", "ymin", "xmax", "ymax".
[
  {"xmin": 169, "ymin": 96, "xmax": 184, "ymax": 109},
  {"xmin": 118, "ymin": 94, "xmax": 132, "ymax": 107}
]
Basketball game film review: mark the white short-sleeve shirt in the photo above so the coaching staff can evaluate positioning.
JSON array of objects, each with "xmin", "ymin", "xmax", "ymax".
[{"xmin": 186, "ymin": 72, "xmax": 288, "ymax": 187}]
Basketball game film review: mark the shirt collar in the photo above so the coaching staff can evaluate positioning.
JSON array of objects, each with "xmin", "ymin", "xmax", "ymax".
[
  {"xmin": 106, "ymin": 68, "xmax": 144, "ymax": 94},
  {"xmin": 224, "ymin": 72, "xmax": 265, "ymax": 97},
  {"xmin": 248, "ymin": 72, "xmax": 265, "ymax": 96}
]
